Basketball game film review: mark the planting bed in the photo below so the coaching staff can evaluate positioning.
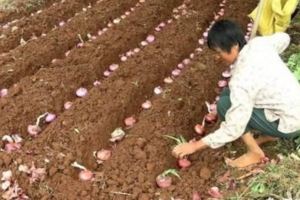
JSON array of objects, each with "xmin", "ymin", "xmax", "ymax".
[{"xmin": 0, "ymin": 0, "xmax": 257, "ymax": 199}]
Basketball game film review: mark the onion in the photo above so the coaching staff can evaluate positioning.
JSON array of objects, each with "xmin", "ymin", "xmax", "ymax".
[
  {"xmin": 156, "ymin": 175, "xmax": 172, "ymax": 188},
  {"xmin": 103, "ymin": 70, "xmax": 111, "ymax": 77},
  {"xmin": 65, "ymin": 50, "xmax": 70, "ymax": 57},
  {"xmin": 76, "ymin": 87, "xmax": 88, "ymax": 97},
  {"xmin": 5, "ymin": 142, "xmax": 21, "ymax": 153},
  {"xmin": 208, "ymin": 187, "xmax": 223, "ymax": 198},
  {"xmin": 146, "ymin": 35, "xmax": 155, "ymax": 43},
  {"xmin": 192, "ymin": 191, "xmax": 201, "ymax": 200},
  {"xmin": 155, "ymin": 27, "xmax": 161, "ymax": 32},
  {"xmin": 154, "ymin": 86, "xmax": 163, "ymax": 95},
  {"xmin": 51, "ymin": 59, "xmax": 58, "ymax": 64},
  {"xmin": 125, "ymin": 11, "xmax": 131, "ymax": 16},
  {"xmin": 222, "ymin": 70, "xmax": 231, "ymax": 78},
  {"xmin": 59, "ymin": 21, "xmax": 65, "ymax": 27},
  {"xmin": 77, "ymin": 43, "xmax": 84, "ymax": 48},
  {"xmin": 124, "ymin": 116, "xmax": 136, "ymax": 126},
  {"xmin": 113, "ymin": 18, "xmax": 121, "ymax": 24},
  {"xmin": 45, "ymin": 113, "xmax": 56, "ymax": 123},
  {"xmin": 107, "ymin": 22, "xmax": 113, "ymax": 27},
  {"xmin": 126, "ymin": 51, "xmax": 134, "ymax": 57},
  {"xmin": 177, "ymin": 63, "xmax": 184, "ymax": 69},
  {"xmin": 121, "ymin": 15, "xmax": 126, "ymax": 19},
  {"xmin": 195, "ymin": 47, "xmax": 203, "ymax": 52},
  {"xmin": 203, "ymin": 31, "xmax": 208, "ymax": 38},
  {"xmin": 93, "ymin": 80, "xmax": 101, "ymax": 86},
  {"xmin": 218, "ymin": 80, "xmax": 227, "ymax": 88},
  {"xmin": 110, "ymin": 128, "xmax": 126, "ymax": 142},
  {"xmin": 167, "ymin": 19, "xmax": 173, "ymax": 24},
  {"xmin": 178, "ymin": 158, "xmax": 191, "ymax": 169},
  {"xmin": 91, "ymin": 36, "xmax": 97, "ymax": 40},
  {"xmin": 142, "ymin": 100, "xmax": 152, "ymax": 109},
  {"xmin": 109, "ymin": 64, "xmax": 119, "ymax": 71},
  {"xmin": 198, "ymin": 39, "xmax": 205, "ymax": 45},
  {"xmin": 134, "ymin": 48, "xmax": 140, "ymax": 53},
  {"xmin": 79, "ymin": 170, "xmax": 94, "ymax": 181},
  {"xmin": 159, "ymin": 22, "xmax": 166, "ymax": 27},
  {"xmin": 120, "ymin": 56, "xmax": 127, "ymax": 62},
  {"xmin": 205, "ymin": 113, "xmax": 217, "ymax": 123},
  {"xmin": 219, "ymin": 3, "xmax": 225, "ymax": 7},
  {"xmin": 215, "ymin": 96, "xmax": 220, "ymax": 101},
  {"xmin": 190, "ymin": 53, "xmax": 195, "ymax": 59},
  {"xmin": 183, "ymin": 58, "xmax": 191, "ymax": 65},
  {"xmin": 172, "ymin": 69, "xmax": 181, "ymax": 77},
  {"xmin": 1, "ymin": 170, "xmax": 12, "ymax": 181},
  {"xmin": 102, "ymin": 27, "xmax": 108, "ymax": 32},
  {"xmin": 0, "ymin": 88, "xmax": 8, "ymax": 97},
  {"xmin": 1, "ymin": 180, "xmax": 11, "ymax": 190},
  {"xmin": 130, "ymin": 7, "xmax": 135, "ymax": 11},
  {"xmin": 141, "ymin": 41, "xmax": 148, "ymax": 46},
  {"xmin": 194, "ymin": 124, "xmax": 205, "ymax": 135},
  {"xmin": 64, "ymin": 101, "xmax": 73, "ymax": 110},
  {"xmin": 139, "ymin": 0, "xmax": 145, "ymax": 2},
  {"xmin": 96, "ymin": 149, "xmax": 111, "ymax": 161},
  {"xmin": 164, "ymin": 77, "xmax": 173, "ymax": 84},
  {"xmin": 98, "ymin": 30, "xmax": 103, "ymax": 36},
  {"xmin": 27, "ymin": 125, "xmax": 41, "ymax": 136}
]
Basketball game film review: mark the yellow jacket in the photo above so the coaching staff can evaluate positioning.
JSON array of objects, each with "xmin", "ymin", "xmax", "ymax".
[{"xmin": 249, "ymin": 0, "xmax": 299, "ymax": 35}]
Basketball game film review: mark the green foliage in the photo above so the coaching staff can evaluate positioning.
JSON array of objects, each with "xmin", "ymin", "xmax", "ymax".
[{"xmin": 287, "ymin": 51, "xmax": 300, "ymax": 81}]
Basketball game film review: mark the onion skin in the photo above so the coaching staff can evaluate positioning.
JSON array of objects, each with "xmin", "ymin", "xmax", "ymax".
[
  {"xmin": 156, "ymin": 175, "xmax": 172, "ymax": 188},
  {"xmin": 178, "ymin": 158, "xmax": 191, "ymax": 169}
]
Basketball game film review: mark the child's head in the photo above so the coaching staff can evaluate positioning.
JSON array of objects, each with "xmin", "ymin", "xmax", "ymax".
[{"xmin": 207, "ymin": 19, "xmax": 246, "ymax": 64}]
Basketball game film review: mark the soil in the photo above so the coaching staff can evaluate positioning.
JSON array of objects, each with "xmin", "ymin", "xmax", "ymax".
[{"xmin": 0, "ymin": 0, "xmax": 258, "ymax": 199}]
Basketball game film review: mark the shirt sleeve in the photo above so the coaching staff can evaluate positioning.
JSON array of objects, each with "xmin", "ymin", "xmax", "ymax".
[
  {"xmin": 202, "ymin": 84, "xmax": 256, "ymax": 149},
  {"xmin": 263, "ymin": 32, "xmax": 290, "ymax": 54}
]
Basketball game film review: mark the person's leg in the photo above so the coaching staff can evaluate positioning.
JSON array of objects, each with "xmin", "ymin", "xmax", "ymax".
[{"xmin": 225, "ymin": 132, "xmax": 265, "ymax": 168}]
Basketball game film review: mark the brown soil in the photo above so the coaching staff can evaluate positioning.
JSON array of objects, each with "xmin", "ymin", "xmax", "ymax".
[
  {"xmin": 0, "ymin": 0, "xmax": 98, "ymax": 53},
  {"xmin": 0, "ymin": 0, "xmax": 258, "ymax": 199}
]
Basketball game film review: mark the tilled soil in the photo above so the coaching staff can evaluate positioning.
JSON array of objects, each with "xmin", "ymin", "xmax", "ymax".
[{"xmin": 0, "ymin": 0, "xmax": 257, "ymax": 199}]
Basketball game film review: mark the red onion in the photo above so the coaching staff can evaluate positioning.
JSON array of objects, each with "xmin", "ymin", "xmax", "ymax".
[
  {"xmin": 59, "ymin": 21, "xmax": 65, "ymax": 27},
  {"xmin": 126, "ymin": 51, "xmax": 134, "ymax": 57},
  {"xmin": 203, "ymin": 31, "xmax": 208, "ymax": 38},
  {"xmin": 107, "ymin": 22, "xmax": 113, "ymax": 27},
  {"xmin": 192, "ymin": 191, "xmax": 201, "ymax": 200},
  {"xmin": 130, "ymin": 7, "xmax": 135, "ymax": 11},
  {"xmin": 194, "ymin": 124, "xmax": 205, "ymax": 135},
  {"xmin": 5, "ymin": 142, "xmax": 21, "ymax": 153},
  {"xmin": 218, "ymin": 80, "xmax": 227, "ymax": 88},
  {"xmin": 96, "ymin": 149, "xmax": 111, "ymax": 161},
  {"xmin": 164, "ymin": 77, "xmax": 173, "ymax": 84},
  {"xmin": 109, "ymin": 64, "xmax": 119, "ymax": 71},
  {"xmin": 113, "ymin": 18, "xmax": 121, "ymax": 24},
  {"xmin": 77, "ymin": 43, "xmax": 84, "ymax": 48},
  {"xmin": 155, "ymin": 27, "xmax": 161, "ymax": 32},
  {"xmin": 98, "ymin": 30, "xmax": 103, "ymax": 36},
  {"xmin": 156, "ymin": 175, "xmax": 172, "ymax": 188},
  {"xmin": 178, "ymin": 158, "xmax": 191, "ymax": 169},
  {"xmin": 125, "ymin": 11, "xmax": 131, "ymax": 16},
  {"xmin": 79, "ymin": 170, "xmax": 94, "ymax": 181},
  {"xmin": 0, "ymin": 88, "xmax": 8, "ymax": 97},
  {"xmin": 121, "ymin": 56, "xmax": 127, "ymax": 62},
  {"xmin": 124, "ymin": 116, "xmax": 136, "ymax": 126},
  {"xmin": 190, "ymin": 53, "xmax": 195, "ymax": 59},
  {"xmin": 134, "ymin": 48, "xmax": 140, "ymax": 53},
  {"xmin": 167, "ymin": 19, "xmax": 173, "ymax": 24},
  {"xmin": 121, "ymin": 15, "xmax": 126, "ymax": 19},
  {"xmin": 172, "ymin": 69, "xmax": 181, "ymax": 77},
  {"xmin": 141, "ymin": 41, "xmax": 148, "ymax": 46},
  {"xmin": 65, "ymin": 50, "xmax": 70, "ymax": 57},
  {"xmin": 183, "ymin": 58, "xmax": 191, "ymax": 65},
  {"xmin": 76, "ymin": 87, "xmax": 88, "ymax": 97},
  {"xmin": 159, "ymin": 22, "xmax": 166, "ymax": 27},
  {"xmin": 154, "ymin": 86, "xmax": 163, "ymax": 95},
  {"xmin": 146, "ymin": 35, "xmax": 155, "ymax": 43},
  {"xmin": 103, "ymin": 70, "xmax": 111, "ymax": 77},
  {"xmin": 93, "ymin": 80, "xmax": 101, "ymax": 86},
  {"xmin": 208, "ymin": 187, "xmax": 223, "ymax": 198},
  {"xmin": 142, "ymin": 100, "xmax": 152, "ymax": 109},
  {"xmin": 177, "ymin": 63, "xmax": 184, "ymax": 69},
  {"xmin": 198, "ymin": 39, "xmax": 205, "ymax": 45},
  {"xmin": 27, "ymin": 125, "xmax": 41, "ymax": 136},
  {"xmin": 222, "ymin": 70, "xmax": 231, "ymax": 78},
  {"xmin": 205, "ymin": 113, "xmax": 217, "ymax": 123},
  {"xmin": 45, "ymin": 113, "xmax": 56, "ymax": 123},
  {"xmin": 64, "ymin": 101, "xmax": 73, "ymax": 110}
]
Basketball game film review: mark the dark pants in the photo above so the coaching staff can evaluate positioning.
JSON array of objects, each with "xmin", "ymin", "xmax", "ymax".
[{"xmin": 217, "ymin": 88, "xmax": 300, "ymax": 139}]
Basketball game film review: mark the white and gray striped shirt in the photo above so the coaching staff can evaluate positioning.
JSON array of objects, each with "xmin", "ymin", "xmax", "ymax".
[{"xmin": 202, "ymin": 32, "xmax": 300, "ymax": 149}]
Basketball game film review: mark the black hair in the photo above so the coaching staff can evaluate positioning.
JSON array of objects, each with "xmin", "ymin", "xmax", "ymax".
[{"xmin": 207, "ymin": 19, "xmax": 246, "ymax": 53}]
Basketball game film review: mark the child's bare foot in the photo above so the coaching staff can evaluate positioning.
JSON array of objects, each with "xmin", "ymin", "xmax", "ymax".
[
  {"xmin": 225, "ymin": 150, "xmax": 265, "ymax": 168},
  {"xmin": 255, "ymin": 135, "xmax": 277, "ymax": 145}
]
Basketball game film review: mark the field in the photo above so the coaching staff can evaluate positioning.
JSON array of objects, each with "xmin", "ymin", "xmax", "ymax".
[{"xmin": 0, "ymin": 0, "xmax": 284, "ymax": 199}]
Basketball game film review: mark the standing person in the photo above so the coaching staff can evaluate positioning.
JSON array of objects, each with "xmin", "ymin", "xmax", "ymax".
[{"xmin": 172, "ymin": 19, "xmax": 300, "ymax": 168}]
